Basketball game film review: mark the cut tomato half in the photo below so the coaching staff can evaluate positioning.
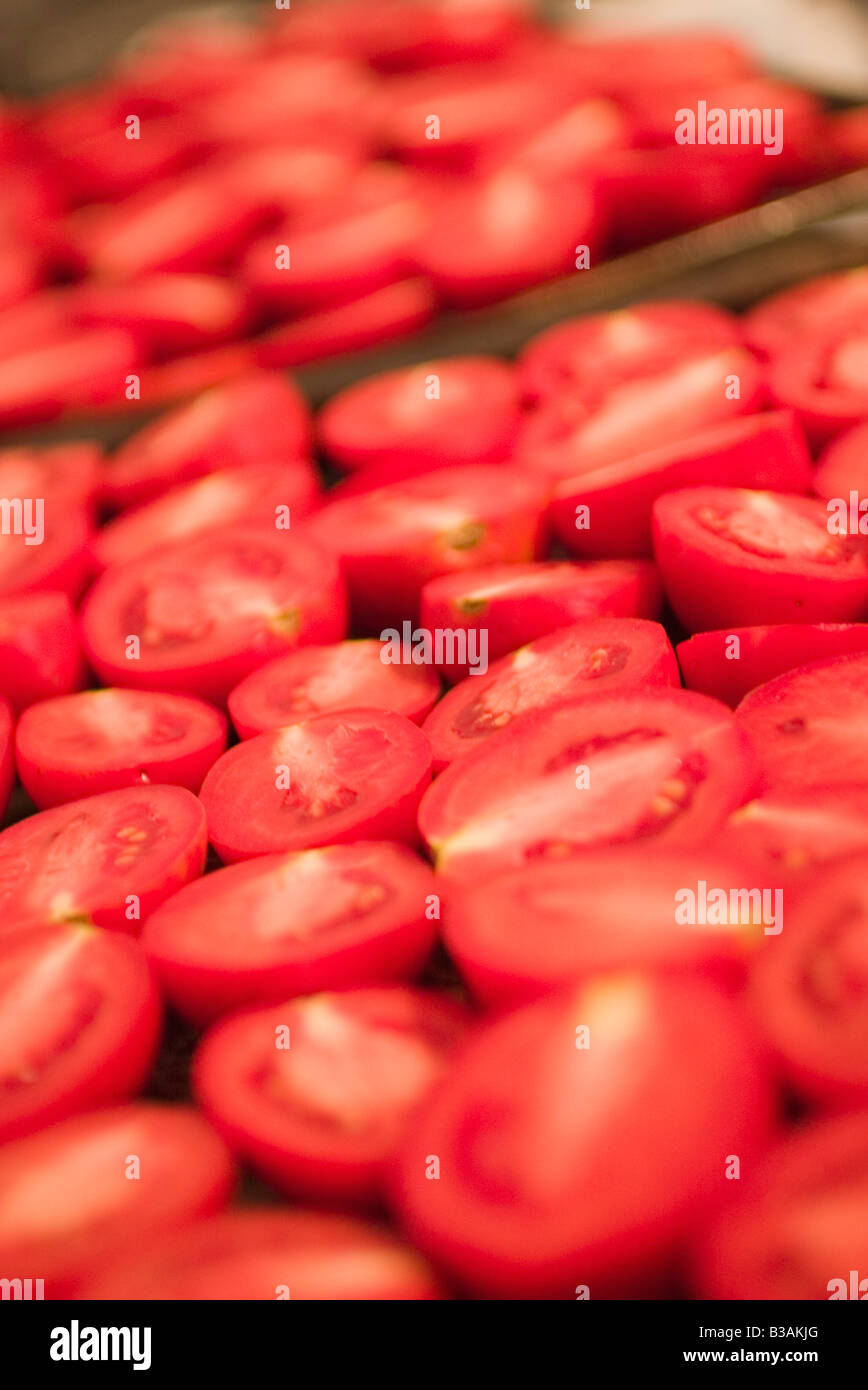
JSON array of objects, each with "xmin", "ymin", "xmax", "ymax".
[
  {"xmin": 391, "ymin": 975, "xmax": 774, "ymax": 1297},
  {"xmin": 308, "ymin": 463, "xmax": 549, "ymax": 631},
  {"xmin": 0, "ymin": 591, "xmax": 85, "ymax": 713},
  {"xmin": 317, "ymin": 356, "xmax": 520, "ymax": 475},
  {"xmin": 80, "ymin": 526, "xmax": 346, "ymax": 704},
  {"xmin": 200, "ymin": 707, "xmax": 432, "ymax": 863},
  {"xmin": 0, "ymin": 327, "xmax": 139, "ymax": 428},
  {"xmin": 228, "ymin": 639, "xmax": 440, "ymax": 739},
  {"xmin": 743, "ymin": 267, "xmax": 868, "ymax": 359},
  {"xmin": 0, "ymin": 695, "xmax": 12, "ymax": 819},
  {"xmin": 423, "ymin": 618, "xmax": 679, "ymax": 771},
  {"xmin": 768, "ymin": 320, "xmax": 868, "ymax": 445},
  {"xmin": 652, "ymin": 488, "xmax": 868, "ymax": 631},
  {"xmin": 735, "ymin": 652, "xmax": 868, "ymax": 792},
  {"xmin": 419, "ymin": 559, "xmax": 661, "ymax": 682},
  {"xmin": 690, "ymin": 1111, "xmax": 868, "ymax": 1300},
  {"xmin": 814, "ymin": 420, "xmax": 868, "ymax": 501},
  {"xmin": 443, "ymin": 844, "xmax": 787, "ymax": 1010},
  {"xmin": 0, "ymin": 440, "xmax": 102, "ymax": 518},
  {"xmin": 14, "ymin": 687, "xmax": 227, "ymax": 808},
  {"xmin": 255, "ymin": 277, "xmax": 435, "ymax": 369},
  {"xmin": 717, "ymin": 784, "xmax": 868, "ymax": 873},
  {"xmin": 143, "ymin": 841, "xmax": 438, "ymax": 1024},
  {"xmin": 551, "ymin": 411, "xmax": 811, "ymax": 559},
  {"xmin": 102, "ymin": 371, "xmax": 311, "ymax": 509},
  {"xmin": 80, "ymin": 1208, "xmax": 446, "ymax": 1300},
  {"xmin": 68, "ymin": 272, "xmax": 249, "ymax": 359},
  {"xmin": 677, "ymin": 623, "xmax": 868, "ymax": 706},
  {"xmin": 0, "ymin": 503, "xmax": 91, "ymax": 602},
  {"xmin": 0, "ymin": 1103, "xmax": 235, "ymax": 1296},
  {"xmin": 193, "ymin": 986, "xmax": 469, "ymax": 1204},
  {"xmin": 0, "ymin": 923, "xmax": 160, "ymax": 1142},
  {"xmin": 421, "ymin": 689, "xmax": 759, "ymax": 883},
  {"xmin": 0, "ymin": 784, "xmax": 207, "ymax": 935}
]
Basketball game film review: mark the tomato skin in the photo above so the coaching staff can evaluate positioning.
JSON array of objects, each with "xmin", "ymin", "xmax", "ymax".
[
  {"xmin": 14, "ymin": 688, "xmax": 228, "ymax": 808},
  {"xmin": 550, "ymin": 411, "xmax": 812, "ymax": 559},
  {"xmin": 80, "ymin": 1208, "xmax": 447, "ymax": 1300},
  {"xmin": 142, "ymin": 841, "xmax": 439, "ymax": 1025},
  {"xmin": 421, "ymin": 689, "xmax": 760, "ymax": 884},
  {"xmin": 422, "ymin": 618, "xmax": 679, "ymax": 771},
  {"xmin": 0, "ymin": 591, "xmax": 86, "ymax": 713},
  {"xmin": 677, "ymin": 623, "xmax": 868, "ymax": 707},
  {"xmin": 80, "ymin": 525, "xmax": 347, "ymax": 705},
  {"xmin": 747, "ymin": 853, "xmax": 868, "ymax": 1108},
  {"xmin": 690, "ymin": 1112, "xmax": 868, "ymax": 1300},
  {"xmin": 200, "ymin": 708, "xmax": 433, "ymax": 864},
  {"xmin": 652, "ymin": 487, "xmax": 868, "ymax": 632},
  {"xmin": 0, "ymin": 924, "xmax": 161, "ymax": 1143},
  {"xmin": 228, "ymin": 639, "xmax": 440, "ymax": 739},
  {"xmin": 0, "ymin": 1103, "xmax": 235, "ymax": 1296},
  {"xmin": 419, "ymin": 560, "xmax": 661, "ymax": 682},
  {"xmin": 735, "ymin": 652, "xmax": 868, "ymax": 793},
  {"xmin": 390, "ymin": 976, "xmax": 775, "ymax": 1297},
  {"xmin": 0, "ymin": 784, "xmax": 208, "ymax": 937},
  {"xmin": 193, "ymin": 987, "xmax": 470, "ymax": 1205}
]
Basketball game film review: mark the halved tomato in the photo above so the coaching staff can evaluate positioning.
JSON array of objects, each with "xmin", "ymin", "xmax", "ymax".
[
  {"xmin": 717, "ymin": 785, "xmax": 868, "ymax": 872},
  {"xmin": 102, "ymin": 371, "xmax": 311, "ymax": 509},
  {"xmin": 690, "ymin": 1111, "xmax": 868, "ymax": 1299},
  {"xmin": 143, "ymin": 841, "xmax": 439, "ymax": 1024},
  {"xmin": 228, "ymin": 639, "xmax": 440, "ymax": 739},
  {"xmin": 68, "ymin": 272, "xmax": 248, "ymax": 359},
  {"xmin": 442, "ymin": 844, "xmax": 787, "ymax": 1010},
  {"xmin": 391, "ymin": 975, "xmax": 774, "ymax": 1297},
  {"xmin": 768, "ymin": 319, "xmax": 868, "ymax": 445},
  {"xmin": 550, "ymin": 411, "xmax": 811, "ymax": 559},
  {"xmin": 419, "ymin": 559, "xmax": 661, "ymax": 682},
  {"xmin": 193, "ymin": 987, "xmax": 469, "ymax": 1204},
  {"xmin": 423, "ymin": 618, "xmax": 679, "ymax": 771},
  {"xmin": 743, "ymin": 267, "xmax": 868, "ymax": 359},
  {"xmin": 0, "ymin": 923, "xmax": 160, "ymax": 1142},
  {"xmin": 813, "ymin": 420, "xmax": 868, "ymax": 501},
  {"xmin": 0, "ymin": 695, "xmax": 12, "ymax": 819},
  {"xmin": 652, "ymin": 488, "xmax": 868, "ymax": 631},
  {"xmin": 421, "ymin": 689, "xmax": 759, "ymax": 883},
  {"xmin": 256, "ymin": 277, "xmax": 436, "ymax": 369},
  {"xmin": 308, "ymin": 464, "xmax": 549, "ymax": 631},
  {"xmin": 0, "ymin": 440, "xmax": 102, "ymax": 518},
  {"xmin": 0, "ymin": 327, "xmax": 139, "ymax": 428},
  {"xmin": 92, "ymin": 460, "xmax": 321, "ymax": 572},
  {"xmin": 80, "ymin": 526, "xmax": 346, "ymax": 704},
  {"xmin": 0, "ymin": 591, "xmax": 86, "ymax": 712},
  {"xmin": 516, "ymin": 346, "xmax": 763, "ymax": 482},
  {"xmin": 200, "ymin": 707, "xmax": 432, "ymax": 863},
  {"xmin": 0, "ymin": 1103, "xmax": 235, "ymax": 1296},
  {"xmin": 80, "ymin": 1208, "xmax": 446, "ymax": 1300},
  {"xmin": 677, "ymin": 623, "xmax": 868, "ymax": 706},
  {"xmin": 317, "ymin": 356, "xmax": 521, "ymax": 475},
  {"xmin": 0, "ymin": 784, "xmax": 207, "ymax": 935},
  {"xmin": 735, "ymin": 653, "xmax": 868, "ymax": 792},
  {"xmin": 14, "ymin": 687, "xmax": 227, "ymax": 808},
  {"xmin": 0, "ymin": 504, "xmax": 91, "ymax": 602}
]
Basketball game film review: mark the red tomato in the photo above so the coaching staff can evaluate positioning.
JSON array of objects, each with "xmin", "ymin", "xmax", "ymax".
[
  {"xmin": 814, "ymin": 421, "xmax": 868, "ymax": 501},
  {"xmin": 718, "ymin": 784, "xmax": 868, "ymax": 873},
  {"xmin": 308, "ymin": 464, "xmax": 549, "ymax": 630},
  {"xmin": 0, "ymin": 694, "xmax": 12, "ymax": 818},
  {"xmin": 0, "ymin": 505, "xmax": 91, "ymax": 603},
  {"xmin": 508, "ymin": 98, "xmax": 630, "ymax": 184},
  {"xmin": 518, "ymin": 300, "xmax": 742, "ymax": 405},
  {"xmin": 744, "ymin": 267, "xmax": 868, "ymax": 359},
  {"xmin": 200, "ymin": 707, "xmax": 432, "ymax": 863},
  {"xmin": 193, "ymin": 987, "xmax": 469, "ymax": 1204},
  {"xmin": 423, "ymin": 618, "xmax": 679, "ymax": 771},
  {"xmin": 768, "ymin": 320, "xmax": 868, "ymax": 446},
  {"xmin": 69, "ymin": 272, "xmax": 249, "ymax": 358},
  {"xmin": 419, "ymin": 559, "xmax": 661, "ymax": 682},
  {"xmin": 420, "ymin": 689, "xmax": 759, "ymax": 883},
  {"xmin": 0, "ymin": 440, "xmax": 102, "ymax": 518},
  {"xmin": 275, "ymin": 0, "xmax": 530, "ymax": 69},
  {"xmin": 391, "ymin": 975, "xmax": 774, "ymax": 1297},
  {"xmin": 255, "ymin": 277, "xmax": 436, "ymax": 369},
  {"xmin": 443, "ymin": 845, "xmax": 786, "ymax": 1010},
  {"xmin": 551, "ymin": 411, "xmax": 812, "ymax": 559},
  {"xmin": 652, "ymin": 488, "xmax": 868, "ymax": 631},
  {"xmin": 142, "ymin": 339, "xmax": 259, "ymax": 406},
  {"xmin": 317, "ymin": 357, "xmax": 521, "ymax": 475},
  {"xmin": 14, "ymin": 688, "xmax": 227, "ymax": 808},
  {"xmin": 228, "ymin": 639, "xmax": 440, "ymax": 739},
  {"xmin": 516, "ymin": 346, "xmax": 764, "ymax": 482},
  {"xmin": 0, "ymin": 591, "xmax": 85, "ymax": 713},
  {"xmin": 690, "ymin": 1112, "xmax": 868, "ymax": 1299},
  {"xmin": 0, "ymin": 1103, "xmax": 235, "ymax": 1296},
  {"xmin": 80, "ymin": 1208, "xmax": 446, "ymax": 1300},
  {"xmin": 0, "ymin": 784, "xmax": 207, "ymax": 935},
  {"xmin": 102, "ymin": 371, "xmax": 311, "ymax": 509},
  {"xmin": 80, "ymin": 526, "xmax": 346, "ymax": 705},
  {"xmin": 92, "ymin": 460, "xmax": 321, "ymax": 572},
  {"xmin": 0, "ymin": 327, "xmax": 139, "ymax": 428},
  {"xmin": 735, "ymin": 652, "xmax": 868, "ymax": 792},
  {"xmin": 143, "ymin": 841, "xmax": 439, "ymax": 1024},
  {"xmin": 0, "ymin": 924, "xmax": 160, "ymax": 1142},
  {"xmin": 677, "ymin": 623, "xmax": 868, "ymax": 706}
]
